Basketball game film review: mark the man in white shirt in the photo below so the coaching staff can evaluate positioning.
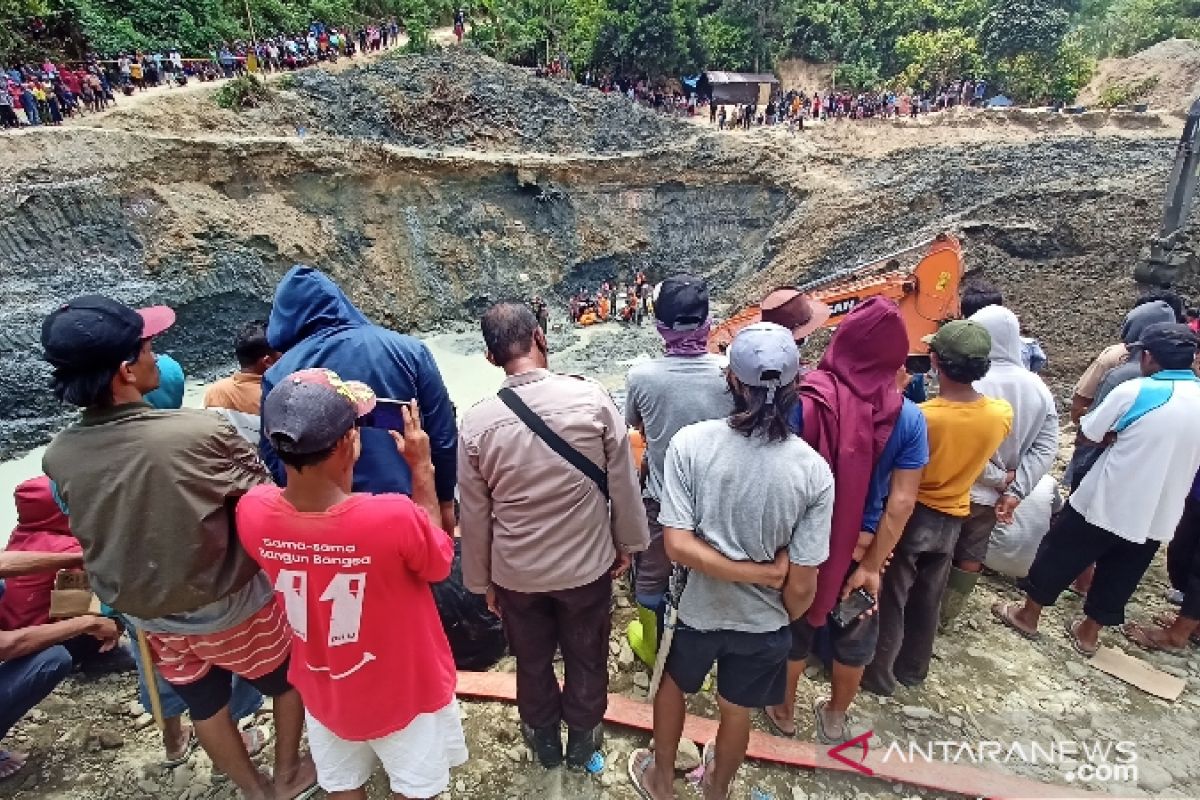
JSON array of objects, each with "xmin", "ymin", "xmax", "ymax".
[{"xmin": 993, "ymin": 323, "xmax": 1200, "ymax": 656}]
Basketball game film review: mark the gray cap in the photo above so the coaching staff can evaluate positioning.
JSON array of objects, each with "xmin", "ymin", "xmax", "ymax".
[
  {"xmin": 728, "ymin": 322, "xmax": 800, "ymax": 400},
  {"xmin": 264, "ymin": 368, "xmax": 376, "ymax": 455}
]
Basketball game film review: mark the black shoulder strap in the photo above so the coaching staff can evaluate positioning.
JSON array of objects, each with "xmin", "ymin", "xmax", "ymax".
[{"xmin": 497, "ymin": 387, "xmax": 609, "ymax": 499}]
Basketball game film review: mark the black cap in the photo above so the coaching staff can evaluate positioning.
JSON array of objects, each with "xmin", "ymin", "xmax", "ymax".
[
  {"xmin": 41, "ymin": 296, "xmax": 176, "ymax": 371},
  {"xmin": 1132, "ymin": 322, "xmax": 1198, "ymax": 364},
  {"xmin": 653, "ymin": 274, "xmax": 709, "ymax": 330}
]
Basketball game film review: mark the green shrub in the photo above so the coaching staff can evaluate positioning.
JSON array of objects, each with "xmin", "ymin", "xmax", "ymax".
[
  {"xmin": 214, "ymin": 74, "xmax": 274, "ymax": 111},
  {"xmin": 1097, "ymin": 76, "xmax": 1160, "ymax": 108}
]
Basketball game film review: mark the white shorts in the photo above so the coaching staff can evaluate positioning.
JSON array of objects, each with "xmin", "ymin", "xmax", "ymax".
[{"xmin": 306, "ymin": 701, "xmax": 469, "ymax": 796}]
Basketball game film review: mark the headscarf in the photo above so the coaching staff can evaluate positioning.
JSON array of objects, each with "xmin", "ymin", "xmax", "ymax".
[
  {"xmin": 798, "ymin": 297, "xmax": 908, "ymax": 625},
  {"xmin": 657, "ymin": 318, "xmax": 713, "ymax": 357}
]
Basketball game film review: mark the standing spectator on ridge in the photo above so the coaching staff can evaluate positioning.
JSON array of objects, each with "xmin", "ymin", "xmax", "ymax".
[
  {"xmin": 262, "ymin": 266, "xmax": 459, "ymax": 533},
  {"xmin": 863, "ymin": 320, "xmax": 1011, "ymax": 696},
  {"xmin": 629, "ymin": 322, "xmax": 833, "ymax": 800},
  {"xmin": 623, "ymin": 276, "xmax": 734, "ymax": 666},
  {"xmin": 995, "ymin": 324, "xmax": 1200, "ymax": 656},
  {"xmin": 40, "ymin": 296, "xmax": 316, "ymax": 800},
  {"xmin": 458, "ymin": 303, "xmax": 648, "ymax": 770},
  {"xmin": 204, "ymin": 320, "xmax": 280, "ymax": 441},
  {"xmin": 939, "ymin": 305, "xmax": 1058, "ymax": 630},
  {"xmin": 765, "ymin": 298, "xmax": 923, "ymax": 743}
]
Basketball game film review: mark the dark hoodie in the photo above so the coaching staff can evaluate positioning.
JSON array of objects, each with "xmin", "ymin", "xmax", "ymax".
[
  {"xmin": 796, "ymin": 297, "xmax": 908, "ymax": 625},
  {"xmin": 0, "ymin": 476, "xmax": 82, "ymax": 630},
  {"xmin": 263, "ymin": 266, "xmax": 457, "ymax": 500}
]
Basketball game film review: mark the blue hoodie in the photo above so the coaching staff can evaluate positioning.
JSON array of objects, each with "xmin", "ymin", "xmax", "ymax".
[{"xmin": 262, "ymin": 266, "xmax": 457, "ymax": 500}]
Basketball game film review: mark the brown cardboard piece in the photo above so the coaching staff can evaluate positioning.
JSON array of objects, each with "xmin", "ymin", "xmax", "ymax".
[{"xmin": 1090, "ymin": 646, "xmax": 1186, "ymax": 701}]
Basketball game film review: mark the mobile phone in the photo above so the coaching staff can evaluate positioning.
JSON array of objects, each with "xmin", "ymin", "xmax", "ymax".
[
  {"xmin": 359, "ymin": 398, "xmax": 409, "ymax": 431},
  {"xmin": 830, "ymin": 588, "xmax": 875, "ymax": 627}
]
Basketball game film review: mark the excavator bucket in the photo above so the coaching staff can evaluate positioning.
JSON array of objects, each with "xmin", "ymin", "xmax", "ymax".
[{"xmin": 708, "ymin": 234, "xmax": 964, "ymax": 355}]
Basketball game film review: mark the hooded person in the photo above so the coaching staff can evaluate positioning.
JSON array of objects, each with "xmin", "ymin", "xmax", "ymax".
[
  {"xmin": 262, "ymin": 266, "xmax": 458, "ymax": 532},
  {"xmin": 766, "ymin": 297, "xmax": 925, "ymax": 742},
  {"xmin": 0, "ymin": 477, "xmax": 82, "ymax": 631},
  {"xmin": 1065, "ymin": 299, "xmax": 1176, "ymax": 491},
  {"xmin": 940, "ymin": 305, "xmax": 1058, "ymax": 629}
]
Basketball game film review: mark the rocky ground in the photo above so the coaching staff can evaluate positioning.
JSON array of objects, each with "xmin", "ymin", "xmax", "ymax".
[{"xmin": 2, "ymin": 39, "xmax": 1200, "ymax": 800}]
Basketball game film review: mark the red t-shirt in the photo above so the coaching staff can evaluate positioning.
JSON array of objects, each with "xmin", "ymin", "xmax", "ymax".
[{"xmin": 236, "ymin": 487, "xmax": 456, "ymax": 741}]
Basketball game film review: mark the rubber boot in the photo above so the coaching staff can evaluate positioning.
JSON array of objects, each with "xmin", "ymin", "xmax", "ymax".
[
  {"xmin": 626, "ymin": 604, "xmax": 658, "ymax": 667},
  {"xmin": 565, "ymin": 724, "xmax": 604, "ymax": 769},
  {"xmin": 521, "ymin": 722, "xmax": 563, "ymax": 768},
  {"xmin": 938, "ymin": 567, "xmax": 981, "ymax": 632}
]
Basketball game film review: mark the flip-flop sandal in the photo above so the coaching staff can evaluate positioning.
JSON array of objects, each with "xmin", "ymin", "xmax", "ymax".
[
  {"xmin": 1064, "ymin": 617, "xmax": 1099, "ymax": 658},
  {"xmin": 627, "ymin": 748, "xmax": 658, "ymax": 800},
  {"xmin": 990, "ymin": 602, "xmax": 1040, "ymax": 641},
  {"xmin": 1151, "ymin": 611, "xmax": 1178, "ymax": 628},
  {"xmin": 760, "ymin": 707, "xmax": 797, "ymax": 738},
  {"xmin": 812, "ymin": 698, "xmax": 851, "ymax": 745},
  {"xmin": 163, "ymin": 729, "xmax": 199, "ymax": 768},
  {"xmin": 1122, "ymin": 622, "xmax": 1188, "ymax": 656},
  {"xmin": 0, "ymin": 750, "xmax": 28, "ymax": 780},
  {"xmin": 691, "ymin": 741, "xmax": 730, "ymax": 799}
]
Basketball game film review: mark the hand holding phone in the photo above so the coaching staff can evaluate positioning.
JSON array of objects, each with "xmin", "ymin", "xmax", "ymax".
[
  {"xmin": 360, "ymin": 398, "xmax": 409, "ymax": 431},
  {"xmin": 830, "ymin": 588, "xmax": 876, "ymax": 627}
]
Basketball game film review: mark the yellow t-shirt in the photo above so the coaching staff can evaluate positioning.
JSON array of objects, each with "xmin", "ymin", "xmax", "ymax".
[{"xmin": 917, "ymin": 395, "xmax": 1013, "ymax": 517}]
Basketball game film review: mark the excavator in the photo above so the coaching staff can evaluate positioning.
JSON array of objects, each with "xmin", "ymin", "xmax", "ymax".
[
  {"xmin": 708, "ymin": 232, "xmax": 965, "ymax": 362},
  {"xmin": 1134, "ymin": 95, "xmax": 1200, "ymax": 288}
]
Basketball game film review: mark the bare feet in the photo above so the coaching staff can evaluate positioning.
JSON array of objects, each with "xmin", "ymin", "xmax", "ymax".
[
  {"xmin": 240, "ymin": 768, "xmax": 274, "ymax": 800},
  {"xmin": 0, "ymin": 750, "xmax": 28, "ymax": 780},
  {"xmin": 272, "ymin": 754, "xmax": 317, "ymax": 799}
]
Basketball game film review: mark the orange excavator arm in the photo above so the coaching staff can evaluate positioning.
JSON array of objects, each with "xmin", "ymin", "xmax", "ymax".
[{"xmin": 709, "ymin": 234, "xmax": 964, "ymax": 354}]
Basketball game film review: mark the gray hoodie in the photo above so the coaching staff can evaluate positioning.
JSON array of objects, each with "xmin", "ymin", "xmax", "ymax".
[{"xmin": 970, "ymin": 305, "xmax": 1059, "ymax": 504}]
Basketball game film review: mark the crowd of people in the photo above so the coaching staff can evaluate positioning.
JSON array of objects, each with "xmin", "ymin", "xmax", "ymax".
[
  {"xmin": 1, "ymin": 19, "xmax": 403, "ymax": 129},
  {"xmin": 1, "ymin": 265, "xmax": 1199, "ymax": 800},
  {"xmin": 565, "ymin": 272, "xmax": 656, "ymax": 326}
]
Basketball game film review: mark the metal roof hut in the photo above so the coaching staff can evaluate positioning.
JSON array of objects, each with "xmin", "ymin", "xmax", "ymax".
[{"xmin": 700, "ymin": 71, "xmax": 780, "ymax": 106}]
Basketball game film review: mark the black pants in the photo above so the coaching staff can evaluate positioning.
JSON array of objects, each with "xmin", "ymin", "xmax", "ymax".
[
  {"xmin": 494, "ymin": 573, "xmax": 612, "ymax": 731},
  {"xmin": 1168, "ymin": 496, "xmax": 1200, "ymax": 620},
  {"xmin": 865, "ymin": 503, "xmax": 960, "ymax": 695},
  {"xmin": 1020, "ymin": 503, "xmax": 1159, "ymax": 626}
]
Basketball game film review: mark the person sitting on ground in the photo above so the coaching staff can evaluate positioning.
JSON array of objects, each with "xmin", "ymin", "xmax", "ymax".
[
  {"xmin": 238, "ymin": 369, "xmax": 467, "ymax": 799},
  {"xmin": 458, "ymin": 303, "xmax": 648, "ymax": 770},
  {"xmin": 994, "ymin": 324, "xmax": 1200, "ymax": 657},
  {"xmin": 0, "ymin": 475, "xmax": 135, "ymax": 678},
  {"xmin": 765, "ymin": 297, "xmax": 925, "ymax": 743},
  {"xmin": 624, "ymin": 275, "xmax": 734, "ymax": 666},
  {"xmin": 0, "ymin": 550, "xmax": 121, "ymax": 781},
  {"xmin": 863, "ymin": 320, "xmax": 1011, "ymax": 696},
  {"xmin": 1123, "ymin": 467, "xmax": 1200, "ymax": 652},
  {"xmin": 204, "ymin": 320, "xmax": 280, "ymax": 442},
  {"xmin": 40, "ymin": 296, "xmax": 315, "ymax": 800},
  {"xmin": 939, "ymin": 306, "xmax": 1058, "ymax": 630},
  {"xmin": 629, "ymin": 322, "xmax": 832, "ymax": 800},
  {"xmin": 984, "ymin": 475, "xmax": 1062, "ymax": 580},
  {"xmin": 263, "ymin": 266, "xmax": 458, "ymax": 533}
]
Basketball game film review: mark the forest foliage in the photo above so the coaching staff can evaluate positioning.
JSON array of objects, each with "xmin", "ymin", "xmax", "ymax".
[{"xmin": 3, "ymin": 0, "xmax": 1199, "ymax": 101}]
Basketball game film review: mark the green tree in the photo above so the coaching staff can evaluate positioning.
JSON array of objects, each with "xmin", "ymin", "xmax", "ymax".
[
  {"xmin": 979, "ymin": 0, "xmax": 1071, "ymax": 61},
  {"xmin": 896, "ymin": 27, "xmax": 982, "ymax": 89}
]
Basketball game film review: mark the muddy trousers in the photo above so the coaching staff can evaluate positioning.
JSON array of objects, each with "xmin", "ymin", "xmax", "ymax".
[
  {"xmin": 494, "ymin": 574, "xmax": 612, "ymax": 731},
  {"xmin": 1021, "ymin": 503, "xmax": 1159, "ymax": 626},
  {"xmin": 864, "ymin": 503, "xmax": 961, "ymax": 695},
  {"xmin": 1168, "ymin": 497, "xmax": 1200, "ymax": 620}
]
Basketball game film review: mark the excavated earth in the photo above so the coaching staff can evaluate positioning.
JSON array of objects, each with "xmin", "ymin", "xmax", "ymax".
[{"xmin": 1, "ymin": 49, "xmax": 1200, "ymax": 800}]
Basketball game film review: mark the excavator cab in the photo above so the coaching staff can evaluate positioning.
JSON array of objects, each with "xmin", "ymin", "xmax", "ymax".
[{"xmin": 709, "ymin": 233, "xmax": 965, "ymax": 355}]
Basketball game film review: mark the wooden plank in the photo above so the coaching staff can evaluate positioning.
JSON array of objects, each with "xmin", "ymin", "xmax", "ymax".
[
  {"xmin": 455, "ymin": 671, "xmax": 1113, "ymax": 800},
  {"xmin": 1091, "ymin": 646, "xmax": 1186, "ymax": 701}
]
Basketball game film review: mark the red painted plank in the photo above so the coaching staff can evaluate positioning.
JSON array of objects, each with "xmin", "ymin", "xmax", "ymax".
[{"xmin": 455, "ymin": 671, "xmax": 1121, "ymax": 800}]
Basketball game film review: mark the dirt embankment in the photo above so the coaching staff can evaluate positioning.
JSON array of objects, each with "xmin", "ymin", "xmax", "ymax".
[{"xmin": 1077, "ymin": 38, "xmax": 1200, "ymax": 111}]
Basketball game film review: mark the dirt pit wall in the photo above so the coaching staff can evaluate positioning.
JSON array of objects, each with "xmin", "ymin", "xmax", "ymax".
[{"xmin": 0, "ymin": 133, "xmax": 791, "ymax": 459}]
